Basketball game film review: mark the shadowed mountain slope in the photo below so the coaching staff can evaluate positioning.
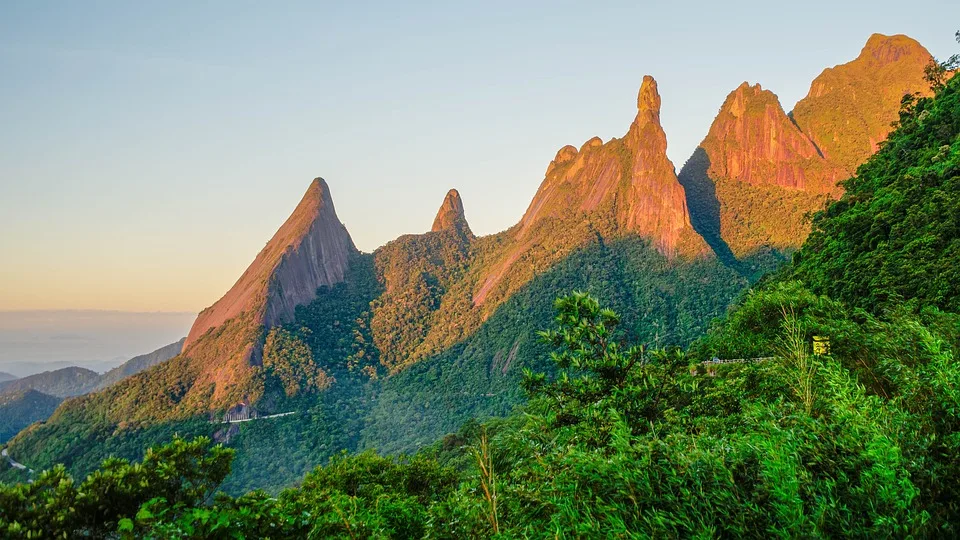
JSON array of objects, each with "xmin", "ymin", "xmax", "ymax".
[{"xmin": 0, "ymin": 389, "xmax": 62, "ymax": 444}]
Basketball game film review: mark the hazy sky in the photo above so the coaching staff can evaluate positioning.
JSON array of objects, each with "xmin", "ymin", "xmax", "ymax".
[
  {"xmin": 0, "ymin": 310, "xmax": 195, "ymax": 376},
  {"xmin": 2, "ymin": 1, "xmax": 958, "ymax": 313}
]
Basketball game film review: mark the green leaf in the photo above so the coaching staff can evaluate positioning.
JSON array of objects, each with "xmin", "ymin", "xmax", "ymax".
[{"xmin": 118, "ymin": 518, "xmax": 134, "ymax": 532}]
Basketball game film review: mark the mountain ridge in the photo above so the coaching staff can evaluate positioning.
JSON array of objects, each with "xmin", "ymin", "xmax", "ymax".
[
  {"xmin": 2, "ymin": 32, "xmax": 941, "ymax": 492},
  {"xmin": 0, "ymin": 367, "xmax": 100, "ymax": 398}
]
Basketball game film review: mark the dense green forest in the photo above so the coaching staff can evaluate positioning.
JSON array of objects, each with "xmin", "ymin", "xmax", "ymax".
[
  {"xmin": 4, "ymin": 280, "xmax": 959, "ymax": 537},
  {"xmin": 3, "ymin": 36, "xmax": 960, "ymax": 540}
]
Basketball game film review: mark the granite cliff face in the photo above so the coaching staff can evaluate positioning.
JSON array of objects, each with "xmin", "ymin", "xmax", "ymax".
[
  {"xmin": 680, "ymin": 34, "xmax": 933, "ymax": 259},
  {"xmin": 699, "ymin": 83, "xmax": 844, "ymax": 193},
  {"xmin": 185, "ymin": 178, "xmax": 357, "ymax": 353},
  {"xmin": 517, "ymin": 76, "xmax": 705, "ymax": 259},
  {"xmin": 680, "ymin": 83, "xmax": 847, "ymax": 258},
  {"xmin": 0, "ymin": 179, "xmax": 361, "ymax": 438},
  {"xmin": 166, "ymin": 178, "xmax": 358, "ymax": 410},
  {"xmin": 474, "ymin": 76, "xmax": 707, "ymax": 308}
]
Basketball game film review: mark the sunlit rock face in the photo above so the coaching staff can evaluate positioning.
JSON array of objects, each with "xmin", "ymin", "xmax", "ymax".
[{"xmin": 679, "ymin": 33, "xmax": 933, "ymax": 258}]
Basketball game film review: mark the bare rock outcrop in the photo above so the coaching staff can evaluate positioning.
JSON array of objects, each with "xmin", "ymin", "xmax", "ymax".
[
  {"xmin": 680, "ymin": 33, "xmax": 934, "ymax": 259},
  {"xmin": 475, "ymin": 75, "xmax": 708, "ymax": 307},
  {"xmin": 185, "ymin": 178, "xmax": 357, "ymax": 353},
  {"xmin": 516, "ymin": 75, "xmax": 706, "ymax": 258},
  {"xmin": 431, "ymin": 189, "xmax": 473, "ymax": 238},
  {"xmin": 699, "ymin": 82, "xmax": 844, "ymax": 193}
]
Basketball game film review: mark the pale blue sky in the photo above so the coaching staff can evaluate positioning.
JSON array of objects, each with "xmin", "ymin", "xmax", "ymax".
[{"xmin": 1, "ymin": 1, "xmax": 957, "ymax": 312}]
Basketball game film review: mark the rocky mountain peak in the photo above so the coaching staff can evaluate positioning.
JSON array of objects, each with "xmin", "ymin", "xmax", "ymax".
[
  {"xmin": 636, "ymin": 75, "xmax": 661, "ymax": 114},
  {"xmin": 861, "ymin": 33, "xmax": 930, "ymax": 66},
  {"xmin": 792, "ymin": 33, "xmax": 933, "ymax": 172},
  {"xmin": 514, "ymin": 75, "xmax": 705, "ymax": 256},
  {"xmin": 627, "ymin": 76, "xmax": 665, "ymax": 145},
  {"xmin": 544, "ymin": 145, "xmax": 579, "ymax": 176},
  {"xmin": 184, "ymin": 177, "xmax": 357, "ymax": 353},
  {"xmin": 431, "ymin": 188, "xmax": 472, "ymax": 237},
  {"xmin": 679, "ymin": 33, "xmax": 934, "ymax": 260},
  {"xmin": 698, "ymin": 81, "xmax": 839, "ymax": 192}
]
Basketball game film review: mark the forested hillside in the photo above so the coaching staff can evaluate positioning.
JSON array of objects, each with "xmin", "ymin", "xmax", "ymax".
[{"xmin": 788, "ymin": 78, "xmax": 960, "ymax": 313}]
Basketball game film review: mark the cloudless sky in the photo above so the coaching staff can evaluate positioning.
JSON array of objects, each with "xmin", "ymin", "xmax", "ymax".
[{"xmin": 2, "ymin": 1, "xmax": 958, "ymax": 313}]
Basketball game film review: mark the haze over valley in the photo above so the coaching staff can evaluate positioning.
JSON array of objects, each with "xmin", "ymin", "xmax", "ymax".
[{"xmin": 0, "ymin": 310, "xmax": 193, "ymax": 377}]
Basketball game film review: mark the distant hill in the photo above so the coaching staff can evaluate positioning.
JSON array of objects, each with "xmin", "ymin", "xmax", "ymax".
[
  {"xmin": 96, "ymin": 338, "xmax": 186, "ymax": 390},
  {"xmin": 0, "ymin": 339, "xmax": 186, "ymax": 400},
  {"xmin": 0, "ymin": 389, "xmax": 62, "ymax": 443},
  {"xmin": 0, "ymin": 340, "xmax": 184, "ymax": 443},
  {"xmin": 0, "ymin": 367, "xmax": 100, "ymax": 398}
]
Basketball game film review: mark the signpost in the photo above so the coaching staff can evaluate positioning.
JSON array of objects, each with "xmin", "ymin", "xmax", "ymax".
[{"xmin": 813, "ymin": 336, "xmax": 830, "ymax": 356}]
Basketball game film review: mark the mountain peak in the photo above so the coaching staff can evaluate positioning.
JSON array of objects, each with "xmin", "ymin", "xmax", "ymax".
[
  {"xmin": 735, "ymin": 81, "xmax": 763, "ymax": 94},
  {"xmin": 185, "ymin": 177, "xmax": 357, "ymax": 353},
  {"xmin": 861, "ymin": 33, "xmax": 929, "ymax": 66},
  {"xmin": 627, "ymin": 75, "xmax": 667, "ymax": 146},
  {"xmin": 512, "ymin": 73, "xmax": 706, "ymax": 262},
  {"xmin": 691, "ymin": 79, "xmax": 841, "ymax": 201},
  {"xmin": 637, "ymin": 75, "xmax": 661, "ymax": 113},
  {"xmin": 721, "ymin": 82, "xmax": 782, "ymax": 119},
  {"xmin": 792, "ymin": 33, "xmax": 933, "ymax": 172},
  {"xmin": 431, "ymin": 188, "xmax": 472, "ymax": 237}
]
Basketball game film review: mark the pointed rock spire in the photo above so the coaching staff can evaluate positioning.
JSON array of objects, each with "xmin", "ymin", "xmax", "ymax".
[
  {"xmin": 431, "ymin": 189, "xmax": 472, "ymax": 237},
  {"xmin": 514, "ymin": 75, "xmax": 705, "ymax": 256},
  {"xmin": 636, "ymin": 75, "xmax": 662, "ymax": 114},
  {"xmin": 626, "ymin": 75, "xmax": 664, "ymax": 146},
  {"xmin": 476, "ymin": 75, "xmax": 708, "ymax": 307},
  {"xmin": 621, "ymin": 75, "xmax": 705, "ymax": 257},
  {"xmin": 184, "ymin": 177, "xmax": 357, "ymax": 352}
]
